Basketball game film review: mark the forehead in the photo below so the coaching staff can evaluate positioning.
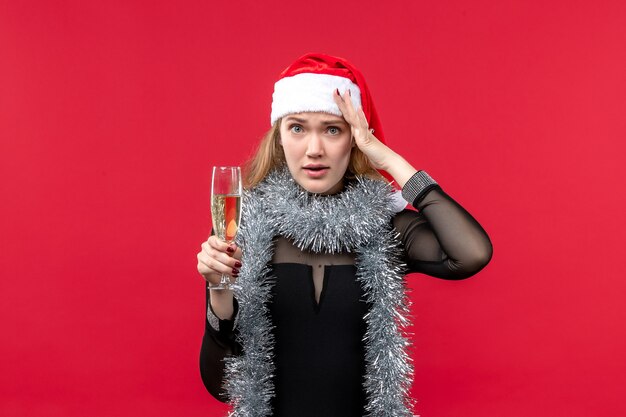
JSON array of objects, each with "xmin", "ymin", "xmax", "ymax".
[{"xmin": 283, "ymin": 112, "xmax": 347, "ymax": 124}]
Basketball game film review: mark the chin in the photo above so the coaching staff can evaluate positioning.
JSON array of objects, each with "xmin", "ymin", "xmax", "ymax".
[
  {"xmin": 303, "ymin": 184, "xmax": 331, "ymax": 194},
  {"xmin": 296, "ymin": 179, "xmax": 323, "ymax": 193},
  {"xmin": 297, "ymin": 177, "xmax": 343, "ymax": 195}
]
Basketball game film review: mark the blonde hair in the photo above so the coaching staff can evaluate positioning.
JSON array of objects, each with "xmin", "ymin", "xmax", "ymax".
[{"xmin": 243, "ymin": 117, "xmax": 385, "ymax": 189}]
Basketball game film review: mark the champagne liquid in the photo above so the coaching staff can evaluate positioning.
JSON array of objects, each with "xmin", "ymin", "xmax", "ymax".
[{"xmin": 211, "ymin": 194, "xmax": 241, "ymax": 242}]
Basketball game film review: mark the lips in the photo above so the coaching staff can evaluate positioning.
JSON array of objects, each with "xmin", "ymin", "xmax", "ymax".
[
  {"xmin": 303, "ymin": 165, "xmax": 329, "ymax": 178},
  {"xmin": 303, "ymin": 164, "xmax": 329, "ymax": 171}
]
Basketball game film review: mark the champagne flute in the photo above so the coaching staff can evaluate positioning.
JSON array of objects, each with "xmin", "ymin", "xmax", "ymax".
[{"xmin": 210, "ymin": 166, "xmax": 242, "ymax": 290}]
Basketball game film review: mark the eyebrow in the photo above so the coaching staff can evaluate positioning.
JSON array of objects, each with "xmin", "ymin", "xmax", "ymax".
[{"xmin": 284, "ymin": 116, "xmax": 346, "ymax": 125}]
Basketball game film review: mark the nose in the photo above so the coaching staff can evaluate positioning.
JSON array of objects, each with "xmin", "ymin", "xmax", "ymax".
[{"xmin": 305, "ymin": 133, "xmax": 324, "ymax": 158}]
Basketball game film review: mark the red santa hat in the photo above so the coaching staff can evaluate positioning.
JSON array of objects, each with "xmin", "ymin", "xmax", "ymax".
[{"xmin": 271, "ymin": 53, "xmax": 385, "ymax": 145}]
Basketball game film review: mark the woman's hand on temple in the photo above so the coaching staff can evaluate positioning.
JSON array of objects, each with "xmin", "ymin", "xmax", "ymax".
[
  {"xmin": 333, "ymin": 89, "xmax": 418, "ymax": 188},
  {"xmin": 333, "ymin": 88, "xmax": 396, "ymax": 171}
]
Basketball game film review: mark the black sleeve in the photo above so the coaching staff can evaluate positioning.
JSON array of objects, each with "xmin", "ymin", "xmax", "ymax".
[
  {"xmin": 199, "ymin": 285, "xmax": 242, "ymax": 402},
  {"xmin": 393, "ymin": 185, "xmax": 493, "ymax": 279}
]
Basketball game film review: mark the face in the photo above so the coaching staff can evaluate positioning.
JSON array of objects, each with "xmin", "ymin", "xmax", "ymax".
[{"xmin": 279, "ymin": 112, "xmax": 353, "ymax": 195}]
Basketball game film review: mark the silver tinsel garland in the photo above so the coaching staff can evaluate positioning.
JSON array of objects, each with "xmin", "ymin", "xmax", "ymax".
[{"xmin": 223, "ymin": 167, "xmax": 416, "ymax": 417}]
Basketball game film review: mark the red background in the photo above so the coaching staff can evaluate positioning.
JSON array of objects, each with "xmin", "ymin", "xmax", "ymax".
[{"xmin": 1, "ymin": 1, "xmax": 625, "ymax": 416}]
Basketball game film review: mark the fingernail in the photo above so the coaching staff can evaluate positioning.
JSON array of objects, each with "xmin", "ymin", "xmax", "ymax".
[
  {"xmin": 232, "ymin": 273, "xmax": 239, "ymax": 278},
  {"xmin": 335, "ymin": 88, "xmax": 340, "ymax": 96},
  {"xmin": 234, "ymin": 261, "xmax": 242, "ymax": 268},
  {"xmin": 226, "ymin": 246, "xmax": 235, "ymax": 253},
  {"xmin": 232, "ymin": 268, "xmax": 239, "ymax": 275}
]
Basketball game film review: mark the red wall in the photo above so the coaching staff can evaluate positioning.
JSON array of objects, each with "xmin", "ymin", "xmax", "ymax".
[{"xmin": 1, "ymin": 1, "xmax": 625, "ymax": 416}]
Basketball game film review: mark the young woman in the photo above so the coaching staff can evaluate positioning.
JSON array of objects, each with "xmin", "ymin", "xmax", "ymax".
[{"xmin": 197, "ymin": 53, "xmax": 493, "ymax": 417}]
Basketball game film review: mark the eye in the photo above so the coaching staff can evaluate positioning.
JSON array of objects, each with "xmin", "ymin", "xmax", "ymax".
[
  {"xmin": 327, "ymin": 126, "xmax": 341, "ymax": 135},
  {"xmin": 289, "ymin": 124, "xmax": 303, "ymax": 134}
]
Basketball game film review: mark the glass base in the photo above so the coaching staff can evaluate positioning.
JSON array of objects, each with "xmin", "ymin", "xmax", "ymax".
[
  {"xmin": 208, "ymin": 275, "xmax": 241, "ymax": 291},
  {"xmin": 208, "ymin": 282, "xmax": 242, "ymax": 291}
]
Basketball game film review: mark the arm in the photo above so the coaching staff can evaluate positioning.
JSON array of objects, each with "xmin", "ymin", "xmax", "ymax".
[
  {"xmin": 331, "ymin": 90, "xmax": 492, "ymax": 279},
  {"xmin": 393, "ymin": 177, "xmax": 493, "ymax": 279},
  {"xmin": 197, "ymin": 235, "xmax": 243, "ymax": 401},
  {"xmin": 199, "ymin": 285, "xmax": 242, "ymax": 402},
  {"xmin": 354, "ymin": 134, "xmax": 493, "ymax": 278}
]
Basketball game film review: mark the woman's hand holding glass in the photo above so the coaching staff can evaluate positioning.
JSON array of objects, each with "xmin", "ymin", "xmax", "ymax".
[
  {"xmin": 197, "ymin": 236, "xmax": 242, "ymax": 320},
  {"xmin": 197, "ymin": 236, "xmax": 242, "ymax": 287}
]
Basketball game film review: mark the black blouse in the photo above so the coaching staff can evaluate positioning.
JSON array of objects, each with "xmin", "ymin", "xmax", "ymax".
[{"xmin": 199, "ymin": 186, "xmax": 493, "ymax": 416}]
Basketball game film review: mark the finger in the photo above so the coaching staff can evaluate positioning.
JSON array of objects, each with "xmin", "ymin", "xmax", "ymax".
[
  {"xmin": 357, "ymin": 107, "xmax": 369, "ymax": 127},
  {"xmin": 337, "ymin": 90, "xmax": 370, "ymax": 136},
  {"xmin": 333, "ymin": 89, "xmax": 347, "ymax": 116},
  {"xmin": 333, "ymin": 89, "xmax": 357, "ymax": 123},
  {"xmin": 197, "ymin": 261, "xmax": 222, "ymax": 285},
  {"xmin": 197, "ymin": 250, "xmax": 227, "ymax": 275},
  {"xmin": 207, "ymin": 237, "xmax": 240, "ymax": 260},
  {"xmin": 354, "ymin": 108, "xmax": 375, "ymax": 142},
  {"xmin": 207, "ymin": 235, "xmax": 232, "ymax": 253},
  {"xmin": 197, "ymin": 255, "xmax": 223, "ymax": 284},
  {"xmin": 340, "ymin": 89, "xmax": 358, "ymax": 121},
  {"xmin": 202, "ymin": 241, "xmax": 241, "ymax": 269},
  {"xmin": 197, "ymin": 251, "xmax": 240, "ymax": 279}
]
